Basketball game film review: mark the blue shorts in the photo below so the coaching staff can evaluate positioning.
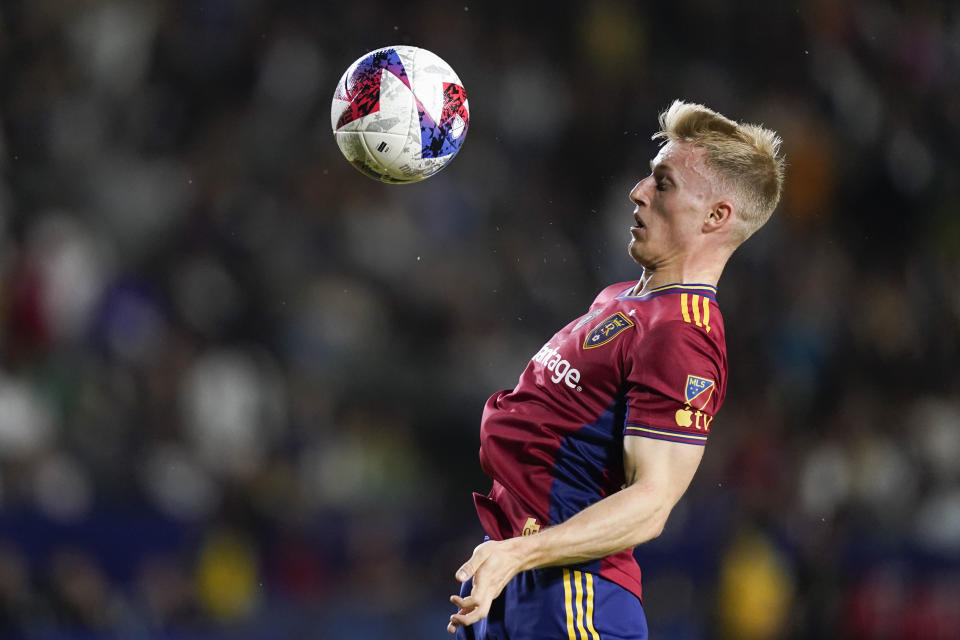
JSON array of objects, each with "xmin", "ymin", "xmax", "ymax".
[{"xmin": 455, "ymin": 566, "xmax": 647, "ymax": 640}]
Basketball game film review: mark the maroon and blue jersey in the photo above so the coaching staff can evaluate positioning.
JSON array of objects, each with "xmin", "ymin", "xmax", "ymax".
[{"xmin": 474, "ymin": 281, "xmax": 728, "ymax": 601}]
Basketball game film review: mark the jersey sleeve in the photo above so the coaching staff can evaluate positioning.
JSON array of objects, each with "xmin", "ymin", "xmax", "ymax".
[{"xmin": 622, "ymin": 319, "xmax": 725, "ymax": 446}]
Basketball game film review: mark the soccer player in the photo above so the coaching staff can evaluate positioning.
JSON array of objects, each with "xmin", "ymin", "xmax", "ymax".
[{"xmin": 447, "ymin": 100, "xmax": 785, "ymax": 639}]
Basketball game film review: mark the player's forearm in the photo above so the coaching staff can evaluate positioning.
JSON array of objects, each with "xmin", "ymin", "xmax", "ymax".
[{"xmin": 511, "ymin": 481, "xmax": 672, "ymax": 572}]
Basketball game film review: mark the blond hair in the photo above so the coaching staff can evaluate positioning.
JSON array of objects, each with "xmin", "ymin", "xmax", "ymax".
[{"xmin": 653, "ymin": 100, "xmax": 785, "ymax": 242}]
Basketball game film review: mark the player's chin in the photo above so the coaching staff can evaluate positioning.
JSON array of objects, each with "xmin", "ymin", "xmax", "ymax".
[{"xmin": 627, "ymin": 240, "xmax": 648, "ymax": 266}]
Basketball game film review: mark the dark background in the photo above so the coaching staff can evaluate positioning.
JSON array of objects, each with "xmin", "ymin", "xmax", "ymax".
[{"xmin": 0, "ymin": 1, "xmax": 958, "ymax": 638}]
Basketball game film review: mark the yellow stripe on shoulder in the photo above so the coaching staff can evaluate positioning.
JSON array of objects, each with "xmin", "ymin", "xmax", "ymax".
[{"xmin": 680, "ymin": 292, "xmax": 715, "ymax": 333}]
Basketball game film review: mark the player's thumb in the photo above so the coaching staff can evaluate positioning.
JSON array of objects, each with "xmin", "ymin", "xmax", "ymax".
[
  {"xmin": 455, "ymin": 559, "xmax": 475, "ymax": 582},
  {"xmin": 455, "ymin": 543, "xmax": 489, "ymax": 582}
]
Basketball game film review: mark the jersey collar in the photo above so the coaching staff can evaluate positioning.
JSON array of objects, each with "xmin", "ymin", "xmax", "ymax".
[{"xmin": 616, "ymin": 282, "xmax": 718, "ymax": 300}]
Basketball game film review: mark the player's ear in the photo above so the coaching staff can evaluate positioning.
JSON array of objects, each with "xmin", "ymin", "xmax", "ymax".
[{"xmin": 703, "ymin": 201, "xmax": 733, "ymax": 233}]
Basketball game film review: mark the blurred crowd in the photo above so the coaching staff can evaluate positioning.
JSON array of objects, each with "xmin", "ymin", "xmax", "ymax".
[{"xmin": 0, "ymin": 0, "xmax": 959, "ymax": 638}]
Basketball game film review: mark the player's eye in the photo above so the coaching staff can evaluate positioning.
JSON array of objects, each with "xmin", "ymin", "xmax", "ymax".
[{"xmin": 655, "ymin": 180, "xmax": 669, "ymax": 191}]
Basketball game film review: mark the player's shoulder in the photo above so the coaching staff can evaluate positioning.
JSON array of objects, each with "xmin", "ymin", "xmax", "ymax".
[
  {"xmin": 634, "ymin": 311, "xmax": 727, "ymax": 380},
  {"xmin": 643, "ymin": 312, "xmax": 716, "ymax": 343},
  {"xmin": 639, "ymin": 289, "xmax": 726, "ymax": 353},
  {"xmin": 645, "ymin": 285, "xmax": 722, "ymax": 332}
]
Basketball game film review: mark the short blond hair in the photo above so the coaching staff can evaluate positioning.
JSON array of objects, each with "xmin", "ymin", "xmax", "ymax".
[{"xmin": 653, "ymin": 100, "xmax": 785, "ymax": 242}]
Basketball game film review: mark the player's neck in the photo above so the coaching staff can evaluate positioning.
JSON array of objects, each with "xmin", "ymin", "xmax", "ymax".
[{"xmin": 632, "ymin": 265, "xmax": 722, "ymax": 296}]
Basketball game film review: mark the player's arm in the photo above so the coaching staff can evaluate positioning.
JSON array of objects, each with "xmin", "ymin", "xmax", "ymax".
[
  {"xmin": 520, "ymin": 435, "xmax": 703, "ymax": 564},
  {"xmin": 447, "ymin": 437, "xmax": 703, "ymax": 632}
]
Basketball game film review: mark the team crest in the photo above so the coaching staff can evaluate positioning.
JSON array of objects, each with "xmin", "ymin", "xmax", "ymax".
[
  {"xmin": 583, "ymin": 312, "xmax": 635, "ymax": 349},
  {"xmin": 685, "ymin": 375, "xmax": 715, "ymax": 408}
]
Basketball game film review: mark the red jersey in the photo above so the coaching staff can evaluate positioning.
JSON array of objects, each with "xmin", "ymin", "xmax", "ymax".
[{"xmin": 474, "ymin": 281, "xmax": 728, "ymax": 601}]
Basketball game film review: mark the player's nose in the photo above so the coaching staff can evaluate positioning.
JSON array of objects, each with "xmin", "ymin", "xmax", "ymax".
[{"xmin": 629, "ymin": 179, "xmax": 650, "ymax": 207}]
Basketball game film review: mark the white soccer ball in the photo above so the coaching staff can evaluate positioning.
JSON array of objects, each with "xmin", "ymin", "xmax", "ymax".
[{"xmin": 331, "ymin": 45, "xmax": 470, "ymax": 184}]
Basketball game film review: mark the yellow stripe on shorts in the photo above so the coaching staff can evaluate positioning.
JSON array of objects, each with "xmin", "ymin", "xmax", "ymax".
[
  {"xmin": 562, "ymin": 569, "xmax": 576, "ymax": 639},
  {"xmin": 574, "ymin": 571, "xmax": 588, "ymax": 640},
  {"xmin": 584, "ymin": 572, "xmax": 600, "ymax": 640}
]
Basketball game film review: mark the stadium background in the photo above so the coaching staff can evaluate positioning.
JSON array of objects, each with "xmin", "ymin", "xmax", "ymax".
[{"xmin": 1, "ymin": 0, "xmax": 959, "ymax": 638}]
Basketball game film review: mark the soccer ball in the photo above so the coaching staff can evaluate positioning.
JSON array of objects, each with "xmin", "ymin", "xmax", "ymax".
[{"xmin": 331, "ymin": 45, "xmax": 470, "ymax": 184}]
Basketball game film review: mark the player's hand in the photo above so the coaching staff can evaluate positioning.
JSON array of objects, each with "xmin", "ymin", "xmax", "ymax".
[{"xmin": 447, "ymin": 539, "xmax": 526, "ymax": 634}]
